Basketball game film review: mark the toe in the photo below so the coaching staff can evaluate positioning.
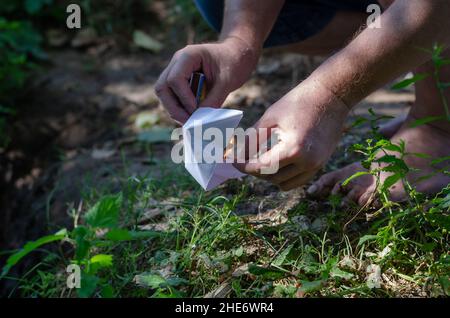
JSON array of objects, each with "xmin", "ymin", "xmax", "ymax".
[
  {"xmin": 307, "ymin": 171, "xmax": 340, "ymax": 197},
  {"xmin": 358, "ymin": 186, "xmax": 377, "ymax": 207},
  {"xmin": 342, "ymin": 188, "xmax": 364, "ymax": 206},
  {"xmin": 331, "ymin": 181, "xmax": 342, "ymax": 196},
  {"xmin": 387, "ymin": 182, "xmax": 408, "ymax": 202}
]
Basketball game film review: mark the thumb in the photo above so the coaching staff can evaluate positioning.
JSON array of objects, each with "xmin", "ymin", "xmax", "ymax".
[
  {"xmin": 234, "ymin": 142, "xmax": 287, "ymax": 176},
  {"xmin": 233, "ymin": 119, "xmax": 282, "ymax": 175}
]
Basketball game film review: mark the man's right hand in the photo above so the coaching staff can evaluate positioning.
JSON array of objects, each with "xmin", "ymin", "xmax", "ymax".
[{"xmin": 155, "ymin": 37, "xmax": 260, "ymax": 124}]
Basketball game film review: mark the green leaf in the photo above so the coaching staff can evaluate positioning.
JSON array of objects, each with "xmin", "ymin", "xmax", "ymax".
[
  {"xmin": 438, "ymin": 193, "xmax": 450, "ymax": 210},
  {"xmin": 357, "ymin": 235, "xmax": 378, "ymax": 246},
  {"xmin": 77, "ymin": 273, "xmax": 99, "ymax": 298},
  {"xmin": 25, "ymin": 0, "xmax": 53, "ymax": 14},
  {"xmin": 421, "ymin": 242, "xmax": 437, "ymax": 252},
  {"xmin": 375, "ymin": 140, "xmax": 402, "ymax": 153},
  {"xmin": 381, "ymin": 173, "xmax": 401, "ymax": 191},
  {"xmin": 439, "ymin": 276, "xmax": 450, "ymax": 296},
  {"xmin": 298, "ymin": 280, "xmax": 325, "ymax": 294},
  {"xmin": 410, "ymin": 116, "xmax": 446, "ymax": 128},
  {"xmin": 426, "ymin": 213, "xmax": 450, "ymax": 231},
  {"xmin": 104, "ymin": 228, "xmax": 133, "ymax": 241},
  {"xmin": 438, "ymin": 82, "xmax": 450, "ymax": 90},
  {"xmin": 330, "ymin": 267, "xmax": 354, "ymax": 280},
  {"xmin": 90, "ymin": 254, "xmax": 113, "ymax": 268},
  {"xmin": 105, "ymin": 229, "xmax": 161, "ymax": 241},
  {"xmin": 85, "ymin": 194, "xmax": 122, "ymax": 228},
  {"xmin": 272, "ymin": 244, "xmax": 293, "ymax": 267},
  {"xmin": 1, "ymin": 229, "xmax": 67, "ymax": 276},
  {"xmin": 391, "ymin": 73, "xmax": 428, "ymax": 90},
  {"xmin": 376, "ymin": 154, "xmax": 397, "ymax": 163},
  {"xmin": 233, "ymin": 246, "xmax": 244, "ymax": 258},
  {"xmin": 165, "ymin": 277, "xmax": 189, "ymax": 287},
  {"xmin": 435, "ymin": 59, "xmax": 450, "ymax": 69},
  {"xmin": 410, "ymin": 152, "xmax": 432, "ymax": 159},
  {"xmin": 134, "ymin": 273, "xmax": 166, "ymax": 289},
  {"xmin": 342, "ymin": 171, "xmax": 370, "ymax": 187},
  {"xmin": 351, "ymin": 117, "xmax": 368, "ymax": 128},
  {"xmin": 101, "ymin": 285, "xmax": 114, "ymax": 298},
  {"xmin": 135, "ymin": 275, "xmax": 187, "ymax": 295},
  {"xmin": 73, "ymin": 226, "xmax": 91, "ymax": 260},
  {"xmin": 248, "ymin": 264, "xmax": 285, "ymax": 280},
  {"xmin": 431, "ymin": 156, "xmax": 450, "ymax": 166},
  {"xmin": 376, "ymin": 156, "xmax": 409, "ymax": 173},
  {"xmin": 133, "ymin": 30, "xmax": 163, "ymax": 53}
]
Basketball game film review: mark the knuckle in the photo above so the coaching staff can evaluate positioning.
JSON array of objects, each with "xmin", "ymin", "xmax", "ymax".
[
  {"xmin": 183, "ymin": 44, "xmax": 194, "ymax": 52},
  {"xmin": 154, "ymin": 83, "xmax": 166, "ymax": 96},
  {"xmin": 173, "ymin": 49, "xmax": 184, "ymax": 59},
  {"xmin": 320, "ymin": 173, "xmax": 333, "ymax": 184},
  {"xmin": 175, "ymin": 46, "xmax": 193, "ymax": 59},
  {"xmin": 167, "ymin": 75, "xmax": 182, "ymax": 87}
]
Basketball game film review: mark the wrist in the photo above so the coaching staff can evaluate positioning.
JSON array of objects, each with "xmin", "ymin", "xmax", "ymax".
[
  {"xmin": 301, "ymin": 77, "xmax": 351, "ymax": 119},
  {"xmin": 220, "ymin": 35, "xmax": 262, "ymax": 64}
]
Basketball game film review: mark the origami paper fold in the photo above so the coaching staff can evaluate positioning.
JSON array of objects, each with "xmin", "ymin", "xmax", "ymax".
[{"xmin": 182, "ymin": 107, "xmax": 246, "ymax": 191}]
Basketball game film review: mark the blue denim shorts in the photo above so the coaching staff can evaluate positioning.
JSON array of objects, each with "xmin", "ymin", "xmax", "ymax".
[{"xmin": 194, "ymin": 0, "xmax": 379, "ymax": 47}]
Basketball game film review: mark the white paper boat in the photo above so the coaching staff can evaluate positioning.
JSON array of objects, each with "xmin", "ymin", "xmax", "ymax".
[{"xmin": 182, "ymin": 107, "xmax": 246, "ymax": 190}]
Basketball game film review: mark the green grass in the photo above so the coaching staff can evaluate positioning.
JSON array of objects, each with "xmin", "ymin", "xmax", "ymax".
[{"xmin": 1, "ymin": 143, "xmax": 448, "ymax": 297}]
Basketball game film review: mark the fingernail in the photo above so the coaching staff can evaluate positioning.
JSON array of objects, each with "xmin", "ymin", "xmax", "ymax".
[{"xmin": 307, "ymin": 184, "xmax": 318, "ymax": 195}]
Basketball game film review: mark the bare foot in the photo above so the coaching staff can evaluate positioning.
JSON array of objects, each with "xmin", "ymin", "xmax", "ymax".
[{"xmin": 307, "ymin": 117, "xmax": 450, "ymax": 206}]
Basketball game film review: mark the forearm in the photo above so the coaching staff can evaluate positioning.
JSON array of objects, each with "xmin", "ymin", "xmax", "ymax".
[
  {"xmin": 311, "ymin": 0, "xmax": 450, "ymax": 108},
  {"xmin": 219, "ymin": 0, "xmax": 285, "ymax": 51}
]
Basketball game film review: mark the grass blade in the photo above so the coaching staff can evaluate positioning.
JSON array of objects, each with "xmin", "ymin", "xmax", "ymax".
[{"xmin": 391, "ymin": 73, "xmax": 429, "ymax": 90}]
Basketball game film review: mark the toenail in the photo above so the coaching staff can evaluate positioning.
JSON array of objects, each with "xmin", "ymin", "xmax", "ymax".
[{"xmin": 307, "ymin": 184, "xmax": 318, "ymax": 195}]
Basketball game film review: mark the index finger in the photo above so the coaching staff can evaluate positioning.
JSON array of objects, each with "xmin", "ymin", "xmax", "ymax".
[
  {"xmin": 167, "ymin": 54, "xmax": 200, "ymax": 114},
  {"xmin": 234, "ymin": 143, "xmax": 294, "ymax": 176},
  {"xmin": 155, "ymin": 64, "xmax": 190, "ymax": 124}
]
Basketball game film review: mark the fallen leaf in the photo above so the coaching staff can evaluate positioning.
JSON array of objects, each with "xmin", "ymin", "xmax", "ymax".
[
  {"xmin": 133, "ymin": 30, "xmax": 163, "ymax": 53},
  {"xmin": 366, "ymin": 264, "xmax": 382, "ymax": 289},
  {"xmin": 91, "ymin": 148, "xmax": 116, "ymax": 160},
  {"xmin": 204, "ymin": 281, "xmax": 232, "ymax": 298},
  {"xmin": 232, "ymin": 264, "xmax": 249, "ymax": 277},
  {"xmin": 135, "ymin": 111, "xmax": 160, "ymax": 130}
]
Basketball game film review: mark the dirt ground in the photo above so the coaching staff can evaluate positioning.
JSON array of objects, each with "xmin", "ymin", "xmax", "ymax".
[{"xmin": 0, "ymin": 39, "xmax": 414, "ymax": 288}]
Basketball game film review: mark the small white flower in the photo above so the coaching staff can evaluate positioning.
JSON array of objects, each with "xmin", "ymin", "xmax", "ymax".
[{"xmin": 378, "ymin": 244, "xmax": 392, "ymax": 259}]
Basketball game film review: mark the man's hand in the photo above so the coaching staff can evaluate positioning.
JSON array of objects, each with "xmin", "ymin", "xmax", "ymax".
[
  {"xmin": 155, "ymin": 37, "xmax": 260, "ymax": 123},
  {"xmin": 234, "ymin": 79, "xmax": 349, "ymax": 190}
]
